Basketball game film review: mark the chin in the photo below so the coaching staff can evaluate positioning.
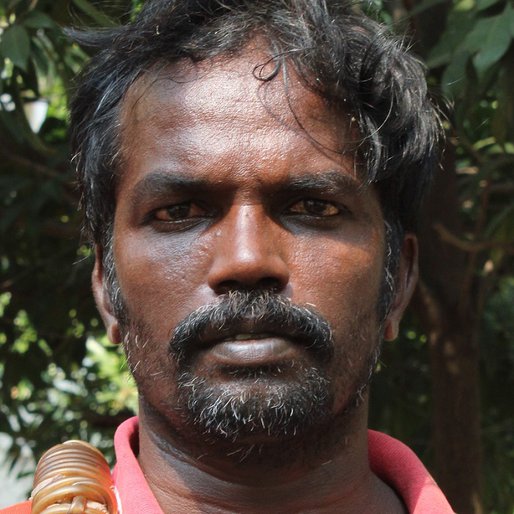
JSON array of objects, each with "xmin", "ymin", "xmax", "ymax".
[{"xmin": 174, "ymin": 365, "xmax": 335, "ymax": 442}]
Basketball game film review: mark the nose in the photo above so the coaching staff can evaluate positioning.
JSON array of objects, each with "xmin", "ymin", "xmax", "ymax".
[{"xmin": 207, "ymin": 205, "xmax": 290, "ymax": 294}]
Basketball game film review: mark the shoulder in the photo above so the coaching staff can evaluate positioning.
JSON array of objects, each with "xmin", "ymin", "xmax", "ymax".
[
  {"xmin": 368, "ymin": 430, "xmax": 455, "ymax": 514},
  {"xmin": 0, "ymin": 501, "xmax": 31, "ymax": 514}
]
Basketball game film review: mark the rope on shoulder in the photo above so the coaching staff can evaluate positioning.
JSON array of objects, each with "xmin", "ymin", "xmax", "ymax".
[{"xmin": 30, "ymin": 440, "xmax": 119, "ymax": 514}]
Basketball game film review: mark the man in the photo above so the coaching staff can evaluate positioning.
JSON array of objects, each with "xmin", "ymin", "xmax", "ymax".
[{"xmin": 3, "ymin": 0, "xmax": 454, "ymax": 512}]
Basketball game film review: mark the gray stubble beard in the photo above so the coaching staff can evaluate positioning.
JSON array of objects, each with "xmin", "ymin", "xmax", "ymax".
[
  {"xmin": 121, "ymin": 315, "xmax": 382, "ymax": 452},
  {"xmin": 176, "ymin": 364, "xmax": 333, "ymax": 442}
]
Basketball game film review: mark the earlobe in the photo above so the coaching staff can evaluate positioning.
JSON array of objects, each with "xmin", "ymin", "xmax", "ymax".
[
  {"xmin": 383, "ymin": 234, "xmax": 418, "ymax": 342},
  {"xmin": 92, "ymin": 246, "xmax": 122, "ymax": 344},
  {"xmin": 383, "ymin": 319, "xmax": 399, "ymax": 342}
]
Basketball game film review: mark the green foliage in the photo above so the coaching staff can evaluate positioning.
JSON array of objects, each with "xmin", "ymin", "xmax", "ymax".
[
  {"xmin": 0, "ymin": 0, "xmax": 138, "ymax": 495},
  {"xmin": 1, "ymin": 24, "xmax": 31, "ymax": 71},
  {"xmin": 370, "ymin": 322, "xmax": 432, "ymax": 454},
  {"xmin": 427, "ymin": 0, "xmax": 514, "ymax": 148},
  {"xmin": 371, "ymin": 277, "xmax": 514, "ymax": 514},
  {"xmin": 428, "ymin": 0, "xmax": 514, "ymax": 80}
]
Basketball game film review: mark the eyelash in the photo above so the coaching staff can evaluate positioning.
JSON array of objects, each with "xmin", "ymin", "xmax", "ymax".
[
  {"xmin": 286, "ymin": 199, "xmax": 345, "ymax": 217},
  {"xmin": 152, "ymin": 202, "xmax": 209, "ymax": 223}
]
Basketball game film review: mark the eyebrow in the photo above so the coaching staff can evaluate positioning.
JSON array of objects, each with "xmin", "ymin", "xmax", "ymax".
[
  {"xmin": 129, "ymin": 168, "xmax": 364, "ymax": 205},
  {"xmin": 129, "ymin": 171, "xmax": 213, "ymax": 205},
  {"xmin": 281, "ymin": 170, "xmax": 363, "ymax": 195}
]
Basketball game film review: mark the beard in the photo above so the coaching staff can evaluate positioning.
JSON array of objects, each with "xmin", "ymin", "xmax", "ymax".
[
  {"xmin": 117, "ymin": 289, "xmax": 382, "ymax": 444},
  {"xmin": 176, "ymin": 365, "xmax": 332, "ymax": 441}
]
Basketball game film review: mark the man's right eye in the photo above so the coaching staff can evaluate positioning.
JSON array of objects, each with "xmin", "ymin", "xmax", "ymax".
[{"xmin": 152, "ymin": 202, "xmax": 208, "ymax": 222}]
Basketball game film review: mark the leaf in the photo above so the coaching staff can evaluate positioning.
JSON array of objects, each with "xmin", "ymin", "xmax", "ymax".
[
  {"xmin": 0, "ymin": 25, "xmax": 31, "ymax": 71},
  {"xmin": 485, "ymin": 203, "xmax": 514, "ymax": 238},
  {"xmin": 426, "ymin": 9, "xmax": 476, "ymax": 69},
  {"xmin": 30, "ymin": 39, "xmax": 51, "ymax": 77},
  {"xmin": 22, "ymin": 12, "xmax": 57, "ymax": 30},
  {"xmin": 462, "ymin": 7, "xmax": 514, "ymax": 75},
  {"xmin": 476, "ymin": 0, "xmax": 501, "ymax": 12},
  {"xmin": 71, "ymin": 0, "xmax": 117, "ymax": 27},
  {"xmin": 409, "ymin": 0, "xmax": 448, "ymax": 16},
  {"xmin": 491, "ymin": 61, "xmax": 514, "ymax": 143},
  {"xmin": 441, "ymin": 50, "xmax": 470, "ymax": 96},
  {"xmin": 510, "ymin": 4, "xmax": 514, "ymax": 36}
]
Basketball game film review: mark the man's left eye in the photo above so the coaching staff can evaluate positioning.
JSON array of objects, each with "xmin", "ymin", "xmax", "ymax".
[
  {"xmin": 153, "ymin": 202, "xmax": 207, "ymax": 222},
  {"xmin": 287, "ymin": 199, "xmax": 341, "ymax": 217}
]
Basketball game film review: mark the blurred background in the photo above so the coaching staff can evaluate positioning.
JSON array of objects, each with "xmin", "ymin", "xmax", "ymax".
[{"xmin": 0, "ymin": 1, "xmax": 512, "ymax": 513}]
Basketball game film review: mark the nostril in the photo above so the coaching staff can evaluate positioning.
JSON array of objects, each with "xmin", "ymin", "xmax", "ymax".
[
  {"xmin": 257, "ymin": 277, "xmax": 283, "ymax": 292},
  {"xmin": 215, "ymin": 277, "xmax": 284, "ymax": 295},
  {"xmin": 216, "ymin": 280, "xmax": 241, "ymax": 295}
]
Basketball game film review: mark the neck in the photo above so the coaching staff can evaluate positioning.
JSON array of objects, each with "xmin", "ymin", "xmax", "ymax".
[{"xmin": 136, "ymin": 398, "xmax": 406, "ymax": 513}]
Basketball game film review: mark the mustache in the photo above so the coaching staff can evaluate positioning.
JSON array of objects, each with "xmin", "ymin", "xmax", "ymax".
[{"xmin": 169, "ymin": 290, "xmax": 334, "ymax": 364}]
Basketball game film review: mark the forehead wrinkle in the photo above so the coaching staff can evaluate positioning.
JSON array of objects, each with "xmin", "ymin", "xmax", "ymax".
[
  {"xmin": 123, "ymin": 59, "xmax": 259, "ymax": 123},
  {"xmin": 121, "ymin": 49, "xmax": 345, "ymax": 141}
]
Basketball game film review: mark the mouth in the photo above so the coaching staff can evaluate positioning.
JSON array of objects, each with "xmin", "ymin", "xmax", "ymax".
[
  {"xmin": 225, "ymin": 333, "xmax": 275, "ymax": 341},
  {"xmin": 196, "ymin": 323, "xmax": 309, "ymax": 368},
  {"xmin": 208, "ymin": 333, "xmax": 299, "ymax": 367}
]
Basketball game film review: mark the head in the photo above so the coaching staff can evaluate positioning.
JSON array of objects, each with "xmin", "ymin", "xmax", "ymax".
[{"xmin": 70, "ymin": 0, "xmax": 440, "ymax": 450}]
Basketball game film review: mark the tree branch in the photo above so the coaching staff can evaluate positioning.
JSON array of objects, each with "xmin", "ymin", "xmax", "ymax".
[
  {"xmin": 434, "ymin": 223, "xmax": 514, "ymax": 254},
  {"xmin": 0, "ymin": 150, "xmax": 78, "ymax": 206}
]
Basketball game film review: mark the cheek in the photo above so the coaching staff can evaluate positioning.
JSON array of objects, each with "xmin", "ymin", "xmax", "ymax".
[
  {"xmin": 113, "ymin": 231, "xmax": 214, "ymax": 332},
  {"xmin": 320, "ymin": 245, "xmax": 383, "ymax": 401},
  {"xmin": 289, "ymin": 234, "xmax": 384, "ymax": 315}
]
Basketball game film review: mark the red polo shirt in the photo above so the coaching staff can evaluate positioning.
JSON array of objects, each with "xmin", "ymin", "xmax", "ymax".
[{"xmin": 1, "ymin": 417, "xmax": 454, "ymax": 513}]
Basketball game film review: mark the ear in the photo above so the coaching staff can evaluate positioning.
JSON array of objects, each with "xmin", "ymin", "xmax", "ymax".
[
  {"xmin": 92, "ymin": 246, "xmax": 122, "ymax": 344},
  {"xmin": 383, "ymin": 233, "xmax": 419, "ymax": 342}
]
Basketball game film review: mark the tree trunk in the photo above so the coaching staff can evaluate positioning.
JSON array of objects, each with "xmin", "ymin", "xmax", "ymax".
[
  {"xmin": 413, "ymin": 143, "xmax": 483, "ymax": 514},
  {"xmin": 430, "ymin": 320, "xmax": 482, "ymax": 514},
  {"xmin": 415, "ymin": 284, "xmax": 482, "ymax": 514}
]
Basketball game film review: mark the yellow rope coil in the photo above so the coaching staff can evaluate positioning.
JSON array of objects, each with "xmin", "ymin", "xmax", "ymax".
[{"xmin": 31, "ymin": 440, "xmax": 119, "ymax": 514}]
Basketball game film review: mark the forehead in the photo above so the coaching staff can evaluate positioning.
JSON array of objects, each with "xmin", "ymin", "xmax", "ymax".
[{"xmin": 120, "ymin": 43, "xmax": 354, "ymax": 153}]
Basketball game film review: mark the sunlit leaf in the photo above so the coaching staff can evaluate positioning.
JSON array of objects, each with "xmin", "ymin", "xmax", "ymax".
[{"xmin": 426, "ymin": 9, "xmax": 475, "ymax": 69}]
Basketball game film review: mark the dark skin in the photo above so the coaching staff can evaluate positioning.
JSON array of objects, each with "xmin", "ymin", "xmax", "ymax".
[{"xmin": 93, "ymin": 43, "xmax": 417, "ymax": 513}]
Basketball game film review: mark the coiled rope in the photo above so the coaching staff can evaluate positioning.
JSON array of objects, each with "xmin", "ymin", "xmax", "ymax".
[{"xmin": 30, "ymin": 440, "xmax": 119, "ymax": 514}]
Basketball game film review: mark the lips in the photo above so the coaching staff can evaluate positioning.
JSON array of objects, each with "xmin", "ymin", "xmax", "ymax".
[
  {"xmin": 207, "ymin": 334, "xmax": 300, "ymax": 367},
  {"xmin": 194, "ymin": 321, "xmax": 311, "ymax": 368}
]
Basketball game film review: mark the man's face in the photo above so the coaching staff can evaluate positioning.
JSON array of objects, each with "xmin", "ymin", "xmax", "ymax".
[{"xmin": 94, "ymin": 46, "xmax": 413, "ymax": 445}]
